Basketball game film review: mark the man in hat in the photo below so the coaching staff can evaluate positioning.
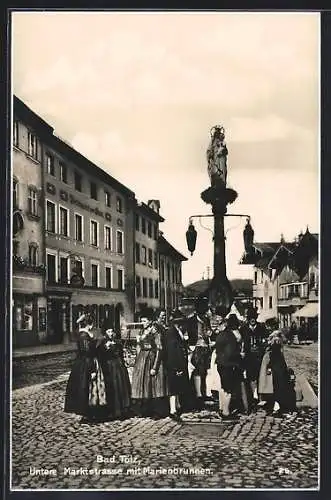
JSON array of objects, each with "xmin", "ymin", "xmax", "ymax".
[
  {"xmin": 240, "ymin": 307, "xmax": 267, "ymax": 411},
  {"xmin": 164, "ymin": 309, "xmax": 190, "ymax": 422}
]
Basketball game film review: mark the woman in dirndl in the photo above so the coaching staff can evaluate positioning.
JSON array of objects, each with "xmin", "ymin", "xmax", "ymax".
[
  {"xmin": 97, "ymin": 328, "xmax": 131, "ymax": 420},
  {"xmin": 64, "ymin": 313, "xmax": 107, "ymax": 424},
  {"xmin": 131, "ymin": 316, "xmax": 170, "ymax": 418}
]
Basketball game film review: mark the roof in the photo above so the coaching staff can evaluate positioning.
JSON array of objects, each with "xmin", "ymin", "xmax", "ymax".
[
  {"xmin": 136, "ymin": 201, "xmax": 165, "ymax": 223},
  {"xmin": 158, "ymin": 235, "xmax": 188, "ymax": 261},
  {"xmin": 14, "ymin": 95, "xmax": 136, "ymax": 199},
  {"xmin": 14, "ymin": 95, "xmax": 54, "ymax": 137}
]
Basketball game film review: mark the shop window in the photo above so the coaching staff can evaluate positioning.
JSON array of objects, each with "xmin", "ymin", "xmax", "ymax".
[{"xmin": 15, "ymin": 298, "xmax": 33, "ymax": 331}]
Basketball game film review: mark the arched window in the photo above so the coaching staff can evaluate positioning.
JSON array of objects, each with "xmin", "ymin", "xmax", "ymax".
[
  {"xmin": 28, "ymin": 243, "xmax": 38, "ymax": 266},
  {"xmin": 13, "ymin": 177, "xmax": 18, "ymax": 209}
]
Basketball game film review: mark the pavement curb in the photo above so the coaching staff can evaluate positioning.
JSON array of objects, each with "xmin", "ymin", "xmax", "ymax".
[{"xmin": 13, "ymin": 346, "xmax": 77, "ymax": 360}]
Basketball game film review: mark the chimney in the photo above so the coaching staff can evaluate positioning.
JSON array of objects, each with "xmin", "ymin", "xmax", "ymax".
[{"xmin": 147, "ymin": 199, "xmax": 160, "ymax": 214}]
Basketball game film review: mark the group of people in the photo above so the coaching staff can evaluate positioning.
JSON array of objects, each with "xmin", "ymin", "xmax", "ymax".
[{"xmin": 64, "ymin": 303, "xmax": 298, "ymax": 425}]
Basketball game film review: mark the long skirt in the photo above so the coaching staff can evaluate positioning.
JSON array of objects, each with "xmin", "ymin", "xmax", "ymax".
[
  {"xmin": 101, "ymin": 358, "xmax": 131, "ymax": 419},
  {"xmin": 131, "ymin": 350, "xmax": 169, "ymax": 400},
  {"xmin": 64, "ymin": 357, "xmax": 107, "ymax": 419}
]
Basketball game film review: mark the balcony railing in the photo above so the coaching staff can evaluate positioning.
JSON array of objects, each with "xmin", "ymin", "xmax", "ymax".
[{"xmin": 13, "ymin": 255, "xmax": 46, "ymax": 274}]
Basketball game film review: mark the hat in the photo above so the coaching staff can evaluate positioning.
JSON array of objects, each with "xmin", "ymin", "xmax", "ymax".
[
  {"xmin": 227, "ymin": 314, "xmax": 240, "ymax": 330},
  {"xmin": 170, "ymin": 309, "xmax": 186, "ymax": 324},
  {"xmin": 76, "ymin": 314, "xmax": 86, "ymax": 325},
  {"xmin": 246, "ymin": 307, "xmax": 258, "ymax": 320}
]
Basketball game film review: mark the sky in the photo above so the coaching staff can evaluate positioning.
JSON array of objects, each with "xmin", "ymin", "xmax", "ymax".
[{"xmin": 12, "ymin": 11, "xmax": 320, "ymax": 285}]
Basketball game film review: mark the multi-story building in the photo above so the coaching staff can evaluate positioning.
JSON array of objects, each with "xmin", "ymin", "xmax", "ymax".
[
  {"xmin": 42, "ymin": 132, "xmax": 136, "ymax": 342},
  {"xmin": 12, "ymin": 97, "xmax": 52, "ymax": 347},
  {"xmin": 158, "ymin": 233, "xmax": 188, "ymax": 318},
  {"xmin": 134, "ymin": 200, "xmax": 164, "ymax": 319}
]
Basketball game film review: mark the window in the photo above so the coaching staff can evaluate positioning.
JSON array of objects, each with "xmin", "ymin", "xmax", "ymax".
[
  {"xmin": 160, "ymin": 261, "xmax": 165, "ymax": 281},
  {"xmin": 90, "ymin": 220, "xmax": 99, "ymax": 247},
  {"xmin": 105, "ymin": 265, "xmax": 113, "ymax": 289},
  {"xmin": 91, "ymin": 263, "xmax": 99, "ymax": 287},
  {"xmin": 142, "ymin": 277, "xmax": 147, "ymax": 298},
  {"xmin": 74, "ymin": 171, "xmax": 82, "ymax": 192},
  {"xmin": 141, "ymin": 217, "xmax": 146, "ymax": 234},
  {"xmin": 260, "ymin": 297, "xmax": 264, "ymax": 309},
  {"xmin": 46, "ymin": 201, "xmax": 56, "ymax": 233},
  {"xmin": 136, "ymin": 276, "xmax": 141, "ymax": 297},
  {"xmin": 13, "ymin": 179, "xmax": 18, "ymax": 209},
  {"xmin": 142, "ymin": 245, "xmax": 147, "ymax": 265},
  {"xmin": 309, "ymin": 272, "xmax": 316, "ymax": 288},
  {"xmin": 269, "ymin": 296, "xmax": 273, "ymax": 309},
  {"xmin": 60, "ymin": 162, "xmax": 67, "ymax": 183},
  {"xmin": 155, "ymin": 280, "xmax": 159, "ymax": 299},
  {"xmin": 117, "ymin": 268, "xmax": 124, "ymax": 290},
  {"xmin": 15, "ymin": 298, "xmax": 33, "ymax": 331},
  {"xmin": 105, "ymin": 190, "xmax": 111, "ymax": 207},
  {"xmin": 28, "ymin": 187, "xmax": 38, "ymax": 216},
  {"xmin": 135, "ymin": 214, "xmax": 140, "ymax": 231},
  {"xmin": 149, "ymin": 278, "xmax": 154, "ymax": 298},
  {"xmin": 116, "ymin": 230, "xmax": 124, "ymax": 254},
  {"xmin": 261, "ymin": 270, "xmax": 264, "ymax": 283},
  {"xmin": 28, "ymin": 244, "xmax": 38, "ymax": 266},
  {"xmin": 116, "ymin": 197, "xmax": 123, "ymax": 213},
  {"xmin": 269, "ymin": 268, "xmax": 273, "ymax": 279},
  {"xmin": 47, "ymin": 253, "xmax": 57, "ymax": 283},
  {"xmin": 154, "ymin": 252, "xmax": 158, "ymax": 269},
  {"xmin": 135, "ymin": 242, "xmax": 140, "ymax": 263},
  {"xmin": 75, "ymin": 214, "xmax": 83, "ymax": 242},
  {"xmin": 104, "ymin": 225, "xmax": 112, "ymax": 250},
  {"xmin": 167, "ymin": 263, "xmax": 171, "ymax": 282},
  {"xmin": 254, "ymin": 271, "xmax": 257, "ymax": 285},
  {"xmin": 73, "ymin": 258, "xmax": 83, "ymax": 278},
  {"xmin": 153, "ymin": 224, "xmax": 158, "ymax": 240},
  {"xmin": 28, "ymin": 132, "xmax": 37, "ymax": 159},
  {"xmin": 59, "ymin": 256, "xmax": 69, "ymax": 283},
  {"xmin": 148, "ymin": 248, "xmax": 153, "ymax": 267},
  {"xmin": 147, "ymin": 221, "xmax": 152, "ymax": 238},
  {"xmin": 90, "ymin": 182, "xmax": 98, "ymax": 200},
  {"xmin": 59, "ymin": 206, "xmax": 69, "ymax": 236},
  {"xmin": 46, "ymin": 153, "xmax": 55, "ymax": 176},
  {"xmin": 13, "ymin": 121, "xmax": 19, "ymax": 147}
]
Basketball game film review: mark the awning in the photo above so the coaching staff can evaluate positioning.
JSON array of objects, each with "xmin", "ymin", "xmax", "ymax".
[{"xmin": 293, "ymin": 302, "xmax": 318, "ymax": 318}]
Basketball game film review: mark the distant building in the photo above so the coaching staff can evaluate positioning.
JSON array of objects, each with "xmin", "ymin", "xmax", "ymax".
[
  {"xmin": 12, "ymin": 98, "xmax": 52, "ymax": 347},
  {"xmin": 158, "ymin": 233, "xmax": 188, "ymax": 318},
  {"xmin": 134, "ymin": 200, "xmax": 164, "ymax": 319}
]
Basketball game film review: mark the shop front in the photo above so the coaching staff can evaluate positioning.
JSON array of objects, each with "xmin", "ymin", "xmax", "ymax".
[
  {"xmin": 13, "ymin": 271, "xmax": 46, "ymax": 348},
  {"xmin": 46, "ymin": 292, "xmax": 72, "ymax": 344}
]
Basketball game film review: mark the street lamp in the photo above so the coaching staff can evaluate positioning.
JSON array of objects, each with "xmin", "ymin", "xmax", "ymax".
[{"xmin": 185, "ymin": 125, "xmax": 254, "ymax": 315}]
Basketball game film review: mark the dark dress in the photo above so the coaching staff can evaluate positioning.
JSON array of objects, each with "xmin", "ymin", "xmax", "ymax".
[
  {"xmin": 64, "ymin": 329, "xmax": 107, "ymax": 419},
  {"xmin": 164, "ymin": 326, "xmax": 190, "ymax": 397},
  {"xmin": 131, "ymin": 324, "xmax": 170, "ymax": 416},
  {"xmin": 97, "ymin": 337, "xmax": 131, "ymax": 419},
  {"xmin": 240, "ymin": 323, "xmax": 267, "ymax": 382},
  {"xmin": 269, "ymin": 343, "xmax": 293, "ymax": 412}
]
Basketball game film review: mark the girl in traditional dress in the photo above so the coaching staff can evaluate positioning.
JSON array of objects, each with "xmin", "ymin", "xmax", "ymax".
[
  {"xmin": 64, "ymin": 314, "xmax": 107, "ymax": 424},
  {"xmin": 258, "ymin": 328, "xmax": 293, "ymax": 417},
  {"xmin": 97, "ymin": 328, "xmax": 131, "ymax": 420},
  {"xmin": 131, "ymin": 316, "xmax": 170, "ymax": 418}
]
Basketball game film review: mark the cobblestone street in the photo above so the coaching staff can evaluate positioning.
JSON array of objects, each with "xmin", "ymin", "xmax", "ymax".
[{"xmin": 11, "ymin": 376, "xmax": 318, "ymax": 490}]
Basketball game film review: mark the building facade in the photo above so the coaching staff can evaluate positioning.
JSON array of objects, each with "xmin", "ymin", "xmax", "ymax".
[
  {"xmin": 12, "ymin": 97, "xmax": 52, "ymax": 347},
  {"xmin": 134, "ymin": 200, "xmax": 164, "ymax": 319},
  {"xmin": 158, "ymin": 233, "xmax": 187, "ymax": 319},
  {"xmin": 42, "ymin": 133, "xmax": 136, "ymax": 341}
]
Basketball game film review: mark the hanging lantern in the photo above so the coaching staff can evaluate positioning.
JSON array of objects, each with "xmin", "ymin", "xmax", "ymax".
[
  {"xmin": 186, "ymin": 220, "xmax": 197, "ymax": 256},
  {"xmin": 243, "ymin": 217, "xmax": 254, "ymax": 254}
]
